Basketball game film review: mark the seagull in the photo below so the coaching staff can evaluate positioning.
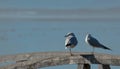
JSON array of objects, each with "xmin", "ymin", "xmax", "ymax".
[
  {"xmin": 85, "ymin": 34, "xmax": 111, "ymax": 54},
  {"xmin": 65, "ymin": 32, "xmax": 78, "ymax": 56}
]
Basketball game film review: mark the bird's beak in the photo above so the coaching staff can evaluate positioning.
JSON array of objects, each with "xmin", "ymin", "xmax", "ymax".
[{"xmin": 64, "ymin": 35, "xmax": 67, "ymax": 37}]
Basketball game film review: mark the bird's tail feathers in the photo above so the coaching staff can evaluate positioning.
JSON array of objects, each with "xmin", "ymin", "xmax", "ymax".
[{"xmin": 100, "ymin": 44, "xmax": 112, "ymax": 51}]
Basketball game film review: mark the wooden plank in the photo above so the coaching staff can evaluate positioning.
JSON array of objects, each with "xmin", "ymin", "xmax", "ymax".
[
  {"xmin": 99, "ymin": 64, "xmax": 111, "ymax": 69},
  {"xmin": 0, "ymin": 52, "xmax": 120, "ymax": 69},
  {"xmin": 77, "ymin": 64, "xmax": 90, "ymax": 69},
  {"xmin": 77, "ymin": 63, "xmax": 83, "ymax": 69}
]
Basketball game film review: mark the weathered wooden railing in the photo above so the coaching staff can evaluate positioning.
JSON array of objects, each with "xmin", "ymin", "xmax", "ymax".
[{"xmin": 0, "ymin": 52, "xmax": 120, "ymax": 69}]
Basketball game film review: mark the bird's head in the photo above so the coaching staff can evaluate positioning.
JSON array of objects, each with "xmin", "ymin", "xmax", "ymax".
[
  {"xmin": 65, "ymin": 32, "xmax": 75, "ymax": 37},
  {"xmin": 86, "ymin": 33, "xmax": 91, "ymax": 38}
]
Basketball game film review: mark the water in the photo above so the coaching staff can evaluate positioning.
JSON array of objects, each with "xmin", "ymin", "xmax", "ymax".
[
  {"xmin": 0, "ymin": 21, "xmax": 120, "ymax": 69},
  {"xmin": 0, "ymin": 21, "xmax": 119, "ymax": 55}
]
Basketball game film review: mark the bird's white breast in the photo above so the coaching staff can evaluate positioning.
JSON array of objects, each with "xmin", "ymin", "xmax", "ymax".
[
  {"xmin": 85, "ymin": 35, "xmax": 89, "ymax": 44},
  {"xmin": 65, "ymin": 38, "xmax": 69, "ymax": 46}
]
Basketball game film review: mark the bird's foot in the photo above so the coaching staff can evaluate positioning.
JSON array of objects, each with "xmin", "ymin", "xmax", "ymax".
[{"xmin": 70, "ymin": 53, "xmax": 74, "ymax": 56}]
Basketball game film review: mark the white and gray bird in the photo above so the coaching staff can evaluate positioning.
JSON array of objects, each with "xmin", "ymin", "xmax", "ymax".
[
  {"xmin": 85, "ymin": 34, "xmax": 111, "ymax": 54},
  {"xmin": 65, "ymin": 32, "xmax": 78, "ymax": 56}
]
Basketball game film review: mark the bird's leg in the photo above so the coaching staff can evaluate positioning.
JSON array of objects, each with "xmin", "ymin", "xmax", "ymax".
[
  {"xmin": 92, "ymin": 47, "xmax": 95, "ymax": 55},
  {"xmin": 69, "ymin": 48, "xmax": 73, "ymax": 56}
]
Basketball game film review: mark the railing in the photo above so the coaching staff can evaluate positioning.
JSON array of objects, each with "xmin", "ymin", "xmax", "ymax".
[{"xmin": 0, "ymin": 52, "xmax": 120, "ymax": 69}]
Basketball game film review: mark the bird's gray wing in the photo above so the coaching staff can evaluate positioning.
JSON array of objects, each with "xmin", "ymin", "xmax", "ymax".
[
  {"xmin": 65, "ymin": 36, "xmax": 78, "ymax": 46},
  {"xmin": 88, "ymin": 36, "xmax": 111, "ymax": 50},
  {"xmin": 88, "ymin": 36, "xmax": 101, "ymax": 47}
]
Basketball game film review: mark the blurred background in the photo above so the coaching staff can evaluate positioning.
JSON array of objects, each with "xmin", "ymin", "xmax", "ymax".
[{"xmin": 0, "ymin": 0, "xmax": 120, "ymax": 69}]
